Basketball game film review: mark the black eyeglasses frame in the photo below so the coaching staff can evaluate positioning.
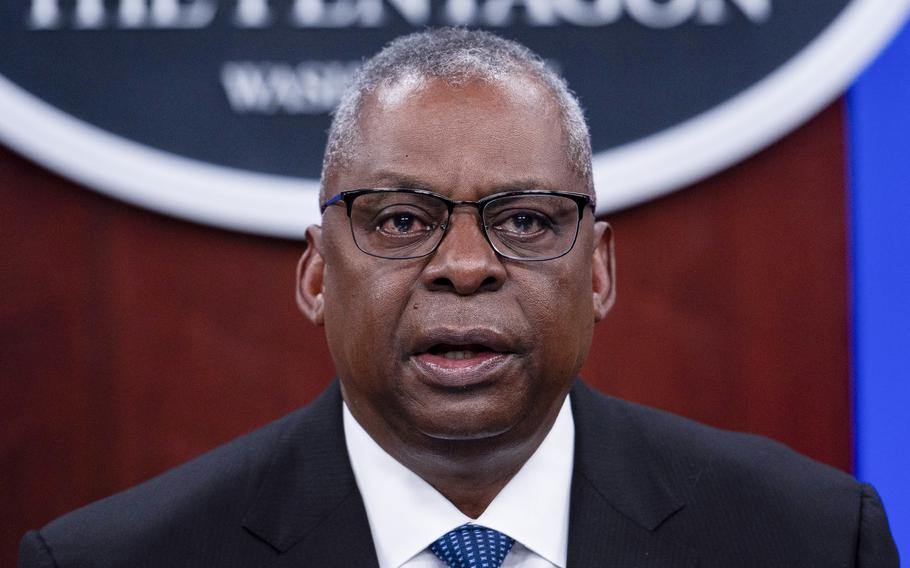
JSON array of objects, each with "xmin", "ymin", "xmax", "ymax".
[{"xmin": 320, "ymin": 187, "xmax": 595, "ymax": 261}]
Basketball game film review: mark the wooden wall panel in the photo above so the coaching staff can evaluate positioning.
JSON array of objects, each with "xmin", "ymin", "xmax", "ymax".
[
  {"xmin": 0, "ymin": 154, "xmax": 335, "ymax": 565},
  {"xmin": 583, "ymin": 100, "xmax": 850, "ymax": 470},
  {"xmin": 0, "ymin": 100, "xmax": 849, "ymax": 566}
]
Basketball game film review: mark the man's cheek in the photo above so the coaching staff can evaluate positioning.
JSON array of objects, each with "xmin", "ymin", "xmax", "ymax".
[{"xmin": 366, "ymin": 275, "xmax": 414, "ymax": 306}]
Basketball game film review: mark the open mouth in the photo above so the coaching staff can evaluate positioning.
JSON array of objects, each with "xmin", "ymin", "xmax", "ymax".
[
  {"xmin": 410, "ymin": 332, "xmax": 518, "ymax": 388},
  {"xmin": 426, "ymin": 344, "xmax": 498, "ymax": 361},
  {"xmin": 407, "ymin": 327, "xmax": 523, "ymax": 387}
]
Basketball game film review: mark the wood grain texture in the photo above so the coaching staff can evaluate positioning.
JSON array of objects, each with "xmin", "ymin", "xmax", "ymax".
[
  {"xmin": 582, "ymin": 101, "xmax": 851, "ymax": 470},
  {"xmin": 0, "ymin": 101, "xmax": 849, "ymax": 567}
]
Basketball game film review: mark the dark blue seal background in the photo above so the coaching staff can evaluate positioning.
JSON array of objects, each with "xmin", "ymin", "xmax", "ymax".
[{"xmin": 0, "ymin": 0, "xmax": 850, "ymax": 179}]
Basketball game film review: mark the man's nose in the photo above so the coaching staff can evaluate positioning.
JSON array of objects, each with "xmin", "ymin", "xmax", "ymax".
[{"xmin": 421, "ymin": 210, "xmax": 507, "ymax": 295}]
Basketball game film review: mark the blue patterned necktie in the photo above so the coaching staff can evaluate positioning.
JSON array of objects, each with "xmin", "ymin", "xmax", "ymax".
[{"xmin": 429, "ymin": 524, "xmax": 515, "ymax": 568}]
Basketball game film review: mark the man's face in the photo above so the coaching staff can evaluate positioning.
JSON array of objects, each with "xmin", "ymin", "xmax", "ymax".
[{"xmin": 303, "ymin": 76, "xmax": 613, "ymax": 450}]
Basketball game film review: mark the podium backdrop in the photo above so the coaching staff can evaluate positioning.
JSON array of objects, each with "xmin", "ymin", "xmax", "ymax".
[
  {"xmin": 1, "ymin": 100, "xmax": 855, "ymax": 565},
  {"xmin": 3, "ymin": 7, "xmax": 909, "ymax": 564}
]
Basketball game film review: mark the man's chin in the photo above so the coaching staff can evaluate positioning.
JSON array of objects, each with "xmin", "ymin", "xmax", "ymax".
[
  {"xmin": 416, "ymin": 421, "xmax": 514, "ymax": 442},
  {"xmin": 405, "ymin": 400, "xmax": 523, "ymax": 443},
  {"xmin": 391, "ymin": 371, "xmax": 538, "ymax": 442}
]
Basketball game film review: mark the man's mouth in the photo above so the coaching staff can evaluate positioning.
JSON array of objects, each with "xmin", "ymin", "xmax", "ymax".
[
  {"xmin": 427, "ymin": 344, "xmax": 498, "ymax": 361},
  {"xmin": 409, "ymin": 329, "xmax": 520, "ymax": 388}
]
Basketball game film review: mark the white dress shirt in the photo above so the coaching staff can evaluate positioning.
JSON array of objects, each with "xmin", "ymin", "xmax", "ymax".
[{"xmin": 343, "ymin": 397, "xmax": 575, "ymax": 568}]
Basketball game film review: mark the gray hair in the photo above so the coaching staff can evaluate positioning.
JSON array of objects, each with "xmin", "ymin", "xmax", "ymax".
[{"xmin": 321, "ymin": 28, "xmax": 593, "ymax": 197}]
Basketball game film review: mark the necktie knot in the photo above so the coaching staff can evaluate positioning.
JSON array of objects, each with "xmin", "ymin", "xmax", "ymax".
[{"xmin": 429, "ymin": 524, "xmax": 515, "ymax": 568}]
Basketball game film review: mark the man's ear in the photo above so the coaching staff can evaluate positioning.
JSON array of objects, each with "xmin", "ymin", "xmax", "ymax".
[
  {"xmin": 591, "ymin": 221, "xmax": 616, "ymax": 322},
  {"xmin": 296, "ymin": 225, "xmax": 326, "ymax": 326}
]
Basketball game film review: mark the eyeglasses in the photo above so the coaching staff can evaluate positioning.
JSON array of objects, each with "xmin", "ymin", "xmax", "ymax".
[{"xmin": 320, "ymin": 188, "xmax": 594, "ymax": 261}]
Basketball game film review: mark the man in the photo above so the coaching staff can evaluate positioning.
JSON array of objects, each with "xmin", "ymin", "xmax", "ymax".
[{"xmin": 21, "ymin": 28, "xmax": 897, "ymax": 568}]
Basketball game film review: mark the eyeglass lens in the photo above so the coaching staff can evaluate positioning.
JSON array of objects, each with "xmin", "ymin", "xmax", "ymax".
[{"xmin": 348, "ymin": 191, "xmax": 581, "ymax": 260}]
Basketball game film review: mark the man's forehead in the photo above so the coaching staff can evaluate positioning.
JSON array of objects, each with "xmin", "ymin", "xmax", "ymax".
[
  {"xmin": 318, "ymin": 72, "xmax": 583, "ymax": 208},
  {"xmin": 373, "ymin": 71, "xmax": 549, "ymax": 110},
  {"xmin": 362, "ymin": 80, "xmax": 559, "ymax": 158}
]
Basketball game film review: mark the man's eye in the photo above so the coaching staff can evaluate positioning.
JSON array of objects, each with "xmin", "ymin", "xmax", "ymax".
[
  {"xmin": 494, "ymin": 211, "xmax": 551, "ymax": 235},
  {"xmin": 376, "ymin": 211, "xmax": 433, "ymax": 235}
]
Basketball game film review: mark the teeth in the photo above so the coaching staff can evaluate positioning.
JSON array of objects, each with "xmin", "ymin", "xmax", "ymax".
[{"xmin": 442, "ymin": 350, "xmax": 476, "ymax": 360}]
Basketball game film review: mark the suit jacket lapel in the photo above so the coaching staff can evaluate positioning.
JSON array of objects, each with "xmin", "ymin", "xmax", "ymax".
[
  {"xmin": 567, "ymin": 381, "xmax": 698, "ymax": 567},
  {"xmin": 239, "ymin": 379, "xmax": 699, "ymax": 567},
  {"xmin": 242, "ymin": 381, "xmax": 380, "ymax": 567}
]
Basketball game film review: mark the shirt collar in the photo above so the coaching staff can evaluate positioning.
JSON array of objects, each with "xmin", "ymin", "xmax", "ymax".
[{"xmin": 344, "ymin": 397, "xmax": 574, "ymax": 568}]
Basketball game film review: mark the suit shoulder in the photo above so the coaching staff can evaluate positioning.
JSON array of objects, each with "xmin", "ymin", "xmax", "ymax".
[
  {"xmin": 571, "ymin": 383, "xmax": 890, "ymax": 564},
  {"xmin": 32, "ymin": 406, "xmax": 306, "ymax": 566},
  {"xmin": 586, "ymin": 384, "xmax": 862, "ymax": 507},
  {"xmin": 585, "ymin": 385, "xmax": 857, "ymax": 492}
]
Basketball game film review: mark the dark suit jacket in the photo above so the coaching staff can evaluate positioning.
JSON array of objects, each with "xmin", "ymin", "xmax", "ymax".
[{"xmin": 20, "ymin": 380, "xmax": 899, "ymax": 567}]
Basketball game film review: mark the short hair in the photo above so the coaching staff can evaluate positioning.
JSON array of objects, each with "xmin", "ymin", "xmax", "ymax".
[{"xmin": 321, "ymin": 28, "xmax": 593, "ymax": 198}]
